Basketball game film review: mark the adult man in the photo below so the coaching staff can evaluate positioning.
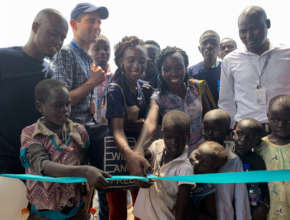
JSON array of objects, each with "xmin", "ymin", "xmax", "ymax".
[
  {"xmin": 188, "ymin": 30, "xmax": 221, "ymax": 105},
  {"xmin": 219, "ymin": 38, "xmax": 237, "ymax": 59},
  {"xmin": 52, "ymin": 3, "xmax": 109, "ymax": 219},
  {"xmin": 0, "ymin": 9, "xmax": 68, "ymax": 173},
  {"xmin": 219, "ymin": 6, "xmax": 290, "ymax": 127},
  {"xmin": 52, "ymin": 3, "xmax": 108, "ymax": 124}
]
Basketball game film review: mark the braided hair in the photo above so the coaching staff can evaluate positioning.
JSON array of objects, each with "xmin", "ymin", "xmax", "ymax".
[
  {"xmin": 157, "ymin": 46, "xmax": 189, "ymax": 94},
  {"xmin": 113, "ymin": 36, "xmax": 145, "ymax": 81}
]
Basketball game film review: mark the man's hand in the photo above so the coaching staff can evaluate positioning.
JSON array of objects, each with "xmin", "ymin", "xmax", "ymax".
[
  {"xmin": 82, "ymin": 166, "xmax": 111, "ymax": 190},
  {"xmin": 124, "ymin": 150, "xmax": 152, "ymax": 188},
  {"xmin": 88, "ymin": 64, "xmax": 106, "ymax": 87}
]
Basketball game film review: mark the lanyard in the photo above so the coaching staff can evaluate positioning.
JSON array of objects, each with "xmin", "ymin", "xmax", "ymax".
[
  {"xmin": 257, "ymin": 51, "xmax": 272, "ymax": 89},
  {"xmin": 70, "ymin": 41, "xmax": 90, "ymax": 78}
]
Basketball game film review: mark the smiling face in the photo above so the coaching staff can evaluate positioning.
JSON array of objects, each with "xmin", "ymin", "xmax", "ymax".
[
  {"xmin": 161, "ymin": 52, "xmax": 186, "ymax": 88},
  {"xmin": 162, "ymin": 125, "xmax": 187, "ymax": 159},
  {"xmin": 120, "ymin": 46, "xmax": 147, "ymax": 84},
  {"xmin": 38, "ymin": 87, "xmax": 71, "ymax": 126},
  {"xmin": 72, "ymin": 12, "xmax": 102, "ymax": 45},
  {"xmin": 238, "ymin": 11, "xmax": 270, "ymax": 54}
]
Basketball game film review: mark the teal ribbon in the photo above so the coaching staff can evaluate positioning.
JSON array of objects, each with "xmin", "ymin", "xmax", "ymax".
[
  {"xmin": 107, "ymin": 169, "xmax": 290, "ymax": 183},
  {"xmin": 1, "ymin": 169, "xmax": 290, "ymax": 184},
  {"xmin": 0, "ymin": 174, "xmax": 87, "ymax": 183}
]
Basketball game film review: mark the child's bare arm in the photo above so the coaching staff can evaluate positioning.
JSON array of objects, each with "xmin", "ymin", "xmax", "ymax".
[
  {"xmin": 42, "ymin": 161, "xmax": 111, "ymax": 190},
  {"xmin": 26, "ymin": 143, "xmax": 111, "ymax": 190},
  {"xmin": 175, "ymin": 184, "xmax": 192, "ymax": 220}
]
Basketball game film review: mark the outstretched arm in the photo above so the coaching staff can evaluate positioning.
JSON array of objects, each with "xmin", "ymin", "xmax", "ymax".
[
  {"xmin": 134, "ymin": 99, "xmax": 160, "ymax": 155},
  {"xmin": 112, "ymin": 118, "xmax": 151, "ymax": 179},
  {"xmin": 26, "ymin": 143, "xmax": 110, "ymax": 190}
]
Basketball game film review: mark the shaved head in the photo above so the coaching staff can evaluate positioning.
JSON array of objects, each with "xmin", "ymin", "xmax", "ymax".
[
  {"xmin": 204, "ymin": 109, "xmax": 231, "ymax": 127},
  {"xmin": 34, "ymin": 8, "xmax": 66, "ymax": 23},
  {"xmin": 25, "ymin": 8, "xmax": 68, "ymax": 59},
  {"xmin": 239, "ymin": 6, "xmax": 267, "ymax": 23},
  {"xmin": 198, "ymin": 141, "xmax": 228, "ymax": 161},
  {"xmin": 238, "ymin": 6, "xmax": 270, "ymax": 54},
  {"xmin": 190, "ymin": 141, "xmax": 228, "ymax": 173}
]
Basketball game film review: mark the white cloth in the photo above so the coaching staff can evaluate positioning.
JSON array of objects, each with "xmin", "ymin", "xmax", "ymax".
[
  {"xmin": 215, "ymin": 151, "xmax": 251, "ymax": 220},
  {"xmin": 218, "ymin": 44, "xmax": 290, "ymax": 126},
  {"xmin": 133, "ymin": 139, "xmax": 194, "ymax": 220}
]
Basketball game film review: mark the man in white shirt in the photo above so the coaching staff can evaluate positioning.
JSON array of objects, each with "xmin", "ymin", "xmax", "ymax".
[{"xmin": 218, "ymin": 6, "xmax": 290, "ymax": 127}]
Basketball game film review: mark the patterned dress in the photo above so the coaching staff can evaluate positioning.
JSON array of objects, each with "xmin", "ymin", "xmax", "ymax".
[
  {"xmin": 152, "ymin": 82, "xmax": 203, "ymax": 153},
  {"xmin": 257, "ymin": 136, "xmax": 290, "ymax": 220}
]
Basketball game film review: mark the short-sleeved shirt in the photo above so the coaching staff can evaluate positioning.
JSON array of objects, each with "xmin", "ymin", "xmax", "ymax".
[
  {"xmin": 0, "ymin": 46, "xmax": 51, "ymax": 173},
  {"xmin": 20, "ymin": 118, "xmax": 89, "ymax": 210},
  {"xmin": 133, "ymin": 139, "xmax": 194, "ymax": 220},
  {"xmin": 106, "ymin": 75, "xmax": 151, "ymax": 137},
  {"xmin": 52, "ymin": 41, "xmax": 93, "ymax": 124},
  {"xmin": 151, "ymin": 82, "xmax": 203, "ymax": 152},
  {"xmin": 257, "ymin": 136, "xmax": 290, "ymax": 220}
]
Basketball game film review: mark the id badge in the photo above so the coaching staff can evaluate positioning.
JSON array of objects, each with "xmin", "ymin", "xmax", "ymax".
[{"xmin": 256, "ymin": 87, "xmax": 266, "ymax": 105}]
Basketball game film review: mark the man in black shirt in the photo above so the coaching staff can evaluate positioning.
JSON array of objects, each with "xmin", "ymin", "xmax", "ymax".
[{"xmin": 0, "ymin": 8, "xmax": 68, "ymax": 173}]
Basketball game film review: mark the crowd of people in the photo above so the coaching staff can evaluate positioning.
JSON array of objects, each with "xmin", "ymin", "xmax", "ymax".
[{"xmin": 0, "ymin": 2, "xmax": 290, "ymax": 220}]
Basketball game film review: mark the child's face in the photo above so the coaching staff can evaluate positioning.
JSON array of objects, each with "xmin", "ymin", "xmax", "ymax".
[
  {"xmin": 39, "ymin": 87, "xmax": 71, "ymax": 126},
  {"xmin": 268, "ymin": 108, "xmax": 290, "ymax": 139},
  {"xmin": 121, "ymin": 46, "xmax": 147, "ymax": 84},
  {"xmin": 162, "ymin": 126, "xmax": 186, "ymax": 159},
  {"xmin": 161, "ymin": 53, "xmax": 186, "ymax": 88},
  {"xmin": 203, "ymin": 119, "xmax": 229, "ymax": 145},
  {"xmin": 89, "ymin": 39, "xmax": 110, "ymax": 67},
  {"xmin": 190, "ymin": 150, "xmax": 220, "ymax": 174},
  {"xmin": 233, "ymin": 123, "xmax": 260, "ymax": 156}
]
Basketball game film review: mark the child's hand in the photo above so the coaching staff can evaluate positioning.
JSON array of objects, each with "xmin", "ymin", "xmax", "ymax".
[{"xmin": 82, "ymin": 166, "xmax": 111, "ymax": 190}]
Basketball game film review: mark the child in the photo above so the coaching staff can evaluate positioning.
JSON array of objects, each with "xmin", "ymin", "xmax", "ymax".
[
  {"xmin": 105, "ymin": 36, "xmax": 153, "ymax": 220},
  {"xmin": 257, "ymin": 95, "xmax": 290, "ymax": 220},
  {"xmin": 20, "ymin": 79, "xmax": 110, "ymax": 220},
  {"xmin": 203, "ymin": 109, "xmax": 251, "ymax": 220},
  {"xmin": 134, "ymin": 110, "xmax": 195, "ymax": 220},
  {"xmin": 234, "ymin": 118, "xmax": 269, "ymax": 220},
  {"xmin": 88, "ymin": 34, "xmax": 114, "ymax": 123},
  {"xmin": 188, "ymin": 141, "xmax": 228, "ymax": 220}
]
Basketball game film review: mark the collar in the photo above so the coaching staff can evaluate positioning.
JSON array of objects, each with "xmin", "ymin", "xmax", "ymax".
[
  {"xmin": 154, "ymin": 139, "xmax": 189, "ymax": 163},
  {"xmin": 242, "ymin": 41, "xmax": 276, "ymax": 56},
  {"xmin": 202, "ymin": 60, "xmax": 220, "ymax": 69},
  {"xmin": 32, "ymin": 117, "xmax": 85, "ymax": 147},
  {"xmin": 70, "ymin": 40, "xmax": 92, "ymax": 61}
]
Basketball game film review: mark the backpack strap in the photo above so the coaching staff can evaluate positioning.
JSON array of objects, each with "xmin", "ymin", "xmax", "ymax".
[
  {"xmin": 108, "ymin": 82, "xmax": 127, "ymax": 109},
  {"xmin": 188, "ymin": 78, "xmax": 217, "ymax": 108}
]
